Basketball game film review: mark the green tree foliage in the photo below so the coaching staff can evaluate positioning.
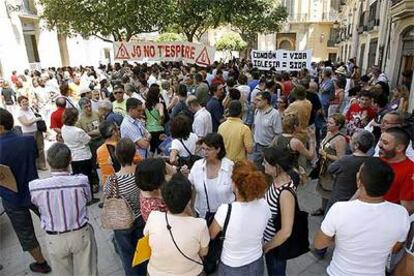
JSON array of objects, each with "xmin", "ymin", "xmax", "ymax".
[
  {"xmin": 39, "ymin": 0, "xmax": 174, "ymax": 41},
  {"xmin": 215, "ymin": 33, "xmax": 247, "ymax": 51},
  {"xmin": 166, "ymin": 0, "xmax": 254, "ymax": 42},
  {"xmin": 231, "ymin": 0, "xmax": 288, "ymax": 52},
  {"xmin": 155, "ymin": 33, "xmax": 185, "ymax": 43}
]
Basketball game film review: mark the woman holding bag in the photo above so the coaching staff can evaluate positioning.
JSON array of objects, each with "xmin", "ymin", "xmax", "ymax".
[
  {"xmin": 103, "ymin": 138, "xmax": 146, "ymax": 276},
  {"xmin": 262, "ymin": 146, "xmax": 309, "ymax": 276},
  {"xmin": 209, "ymin": 160, "xmax": 270, "ymax": 276}
]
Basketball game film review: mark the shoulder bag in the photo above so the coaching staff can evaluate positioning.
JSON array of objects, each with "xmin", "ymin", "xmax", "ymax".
[
  {"xmin": 203, "ymin": 204, "xmax": 232, "ymax": 274},
  {"xmin": 178, "ymin": 139, "xmax": 202, "ymax": 169},
  {"xmin": 269, "ymin": 187, "xmax": 309, "ymax": 260},
  {"xmin": 101, "ymin": 175, "xmax": 134, "ymax": 230},
  {"xmin": 31, "ymin": 108, "xmax": 47, "ymax": 132}
]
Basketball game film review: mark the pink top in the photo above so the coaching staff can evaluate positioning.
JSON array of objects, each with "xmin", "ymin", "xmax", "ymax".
[{"xmin": 139, "ymin": 195, "xmax": 167, "ymax": 221}]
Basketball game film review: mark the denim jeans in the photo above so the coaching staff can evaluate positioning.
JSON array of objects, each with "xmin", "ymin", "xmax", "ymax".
[
  {"xmin": 113, "ymin": 216, "xmax": 147, "ymax": 276},
  {"xmin": 218, "ymin": 257, "xmax": 264, "ymax": 276},
  {"xmin": 265, "ymin": 254, "xmax": 287, "ymax": 276}
]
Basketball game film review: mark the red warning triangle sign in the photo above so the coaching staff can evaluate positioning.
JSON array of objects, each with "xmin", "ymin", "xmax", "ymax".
[
  {"xmin": 115, "ymin": 43, "xmax": 130, "ymax": 60},
  {"xmin": 195, "ymin": 47, "xmax": 211, "ymax": 66}
]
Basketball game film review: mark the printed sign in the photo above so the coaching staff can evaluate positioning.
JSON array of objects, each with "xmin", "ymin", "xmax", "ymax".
[
  {"xmin": 114, "ymin": 41, "xmax": 215, "ymax": 67},
  {"xmin": 251, "ymin": 49, "xmax": 312, "ymax": 71}
]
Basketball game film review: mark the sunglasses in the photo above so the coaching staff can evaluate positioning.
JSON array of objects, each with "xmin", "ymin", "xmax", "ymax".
[{"xmin": 113, "ymin": 91, "xmax": 124, "ymax": 95}]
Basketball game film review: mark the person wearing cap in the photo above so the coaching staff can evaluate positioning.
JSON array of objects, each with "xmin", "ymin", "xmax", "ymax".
[
  {"xmin": 218, "ymin": 100, "xmax": 253, "ymax": 162},
  {"xmin": 206, "ymin": 83, "xmax": 226, "ymax": 132},
  {"xmin": 112, "ymin": 84, "xmax": 127, "ymax": 116}
]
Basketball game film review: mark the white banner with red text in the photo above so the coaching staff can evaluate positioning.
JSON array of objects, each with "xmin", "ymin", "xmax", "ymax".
[{"xmin": 114, "ymin": 41, "xmax": 215, "ymax": 67}]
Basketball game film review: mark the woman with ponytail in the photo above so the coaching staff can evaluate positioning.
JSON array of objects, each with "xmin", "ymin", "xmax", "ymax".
[{"xmin": 262, "ymin": 146, "xmax": 300, "ymax": 276}]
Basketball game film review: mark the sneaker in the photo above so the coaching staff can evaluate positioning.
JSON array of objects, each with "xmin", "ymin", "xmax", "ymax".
[
  {"xmin": 87, "ymin": 198, "xmax": 100, "ymax": 206},
  {"xmin": 29, "ymin": 261, "xmax": 51, "ymax": 273}
]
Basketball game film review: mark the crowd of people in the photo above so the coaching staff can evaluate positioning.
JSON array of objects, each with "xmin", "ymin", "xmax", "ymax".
[{"xmin": 0, "ymin": 58, "xmax": 413, "ymax": 276}]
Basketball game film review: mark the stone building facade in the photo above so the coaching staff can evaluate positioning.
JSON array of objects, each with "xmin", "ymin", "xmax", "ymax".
[{"xmin": 335, "ymin": 0, "xmax": 414, "ymax": 112}]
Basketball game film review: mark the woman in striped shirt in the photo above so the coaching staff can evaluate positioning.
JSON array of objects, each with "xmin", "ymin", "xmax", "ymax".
[
  {"xmin": 262, "ymin": 146, "xmax": 299, "ymax": 276},
  {"xmin": 104, "ymin": 138, "xmax": 145, "ymax": 276}
]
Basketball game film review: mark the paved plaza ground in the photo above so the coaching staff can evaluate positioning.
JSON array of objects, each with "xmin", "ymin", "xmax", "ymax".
[{"xmin": 0, "ymin": 170, "xmax": 331, "ymax": 275}]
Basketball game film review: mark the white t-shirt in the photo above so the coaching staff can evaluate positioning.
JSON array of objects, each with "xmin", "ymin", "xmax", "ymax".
[
  {"xmin": 171, "ymin": 133, "xmax": 198, "ymax": 157},
  {"xmin": 61, "ymin": 125, "xmax": 92, "ymax": 161},
  {"xmin": 192, "ymin": 108, "xmax": 212, "ymax": 138},
  {"xmin": 143, "ymin": 211, "xmax": 210, "ymax": 276},
  {"xmin": 215, "ymin": 200, "xmax": 271, "ymax": 267},
  {"xmin": 17, "ymin": 108, "xmax": 38, "ymax": 133},
  {"xmin": 236, "ymin": 85, "xmax": 251, "ymax": 102},
  {"xmin": 321, "ymin": 200, "xmax": 410, "ymax": 276}
]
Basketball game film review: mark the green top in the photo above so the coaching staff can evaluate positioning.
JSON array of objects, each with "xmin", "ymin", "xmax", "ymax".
[{"xmin": 145, "ymin": 108, "xmax": 164, "ymax": 132}]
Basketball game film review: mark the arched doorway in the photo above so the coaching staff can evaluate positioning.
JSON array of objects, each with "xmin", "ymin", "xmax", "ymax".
[{"xmin": 279, "ymin": 40, "xmax": 294, "ymax": 50}]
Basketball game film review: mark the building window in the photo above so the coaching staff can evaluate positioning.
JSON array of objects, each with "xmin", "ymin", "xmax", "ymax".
[
  {"xmin": 359, "ymin": 43, "xmax": 365, "ymax": 68},
  {"xmin": 367, "ymin": 38, "xmax": 378, "ymax": 70},
  {"xmin": 23, "ymin": 34, "xmax": 40, "ymax": 63}
]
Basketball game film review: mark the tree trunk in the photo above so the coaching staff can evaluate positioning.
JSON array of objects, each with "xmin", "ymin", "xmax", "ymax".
[{"xmin": 185, "ymin": 32, "xmax": 194, "ymax": 42}]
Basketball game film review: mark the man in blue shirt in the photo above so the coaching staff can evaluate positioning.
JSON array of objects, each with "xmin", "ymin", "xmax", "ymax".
[
  {"xmin": 319, "ymin": 68, "xmax": 335, "ymax": 116},
  {"xmin": 0, "ymin": 108, "xmax": 51, "ymax": 273},
  {"xmin": 206, "ymin": 84, "xmax": 225, "ymax": 132}
]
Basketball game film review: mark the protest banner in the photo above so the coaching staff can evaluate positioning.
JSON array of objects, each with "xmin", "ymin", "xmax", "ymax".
[
  {"xmin": 251, "ymin": 49, "xmax": 312, "ymax": 71},
  {"xmin": 114, "ymin": 41, "xmax": 215, "ymax": 67}
]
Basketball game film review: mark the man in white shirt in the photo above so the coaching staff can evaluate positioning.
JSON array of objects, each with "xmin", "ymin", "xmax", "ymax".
[
  {"xmin": 186, "ymin": 95, "xmax": 212, "ymax": 138},
  {"xmin": 314, "ymin": 157, "xmax": 410, "ymax": 276}
]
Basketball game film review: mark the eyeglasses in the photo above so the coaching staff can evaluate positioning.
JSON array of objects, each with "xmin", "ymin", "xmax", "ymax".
[{"xmin": 113, "ymin": 91, "xmax": 124, "ymax": 95}]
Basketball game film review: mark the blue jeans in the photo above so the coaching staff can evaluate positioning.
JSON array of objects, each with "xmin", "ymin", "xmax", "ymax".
[
  {"xmin": 218, "ymin": 257, "xmax": 264, "ymax": 276},
  {"xmin": 113, "ymin": 216, "xmax": 147, "ymax": 276},
  {"xmin": 265, "ymin": 254, "xmax": 287, "ymax": 276}
]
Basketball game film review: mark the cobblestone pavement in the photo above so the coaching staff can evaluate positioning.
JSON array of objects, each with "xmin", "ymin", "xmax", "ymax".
[{"xmin": 0, "ymin": 168, "xmax": 331, "ymax": 275}]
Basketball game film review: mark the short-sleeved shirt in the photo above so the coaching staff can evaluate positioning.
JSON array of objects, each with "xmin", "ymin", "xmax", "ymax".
[
  {"xmin": 345, "ymin": 103, "xmax": 377, "ymax": 136},
  {"xmin": 253, "ymin": 107, "xmax": 282, "ymax": 146},
  {"xmin": 321, "ymin": 200, "xmax": 410, "ymax": 276},
  {"xmin": 206, "ymin": 97, "xmax": 224, "ymax": 132},
  {"xmin": 171, "ymin": 133, "xmax": 198, "ymax": 158},
  {"xmin": 76, "ymin": 112, "xmax": 100, "ymax": 134},
  {"xmin": 383, "ymin": 158, "xmax": 414, "ymax": 203},
  {"xmin": 0, "ymin": 132, "xmax": 38, "ymax": 207},
  {"xmin": 50, "ymin": 107, "xmax": 65, "ymax": 129},
  {"xmin": 143, "ymin": 211, "xmax": 209, "ymax": 276},
  {"xmin": 120, "ymin": 115, "xmax": 149, "ymax": 158},
  {"xmin": 61, "ymin": 125, "xmax": 92, "ymax": 161},
  {"xmin": 405, "ymin": 214, "xmax": 414, "ymax": 256},
  {"xmin": 192, "ymin": 107, "xmax": 212, "ymax": 138},
  {"xmin": 218, "ymin": 117, "xmax": 253, "ymax": 162},
  {"xmin": 215, "ymin": 200, "xmax": 271, "ymax": 267},
  {"xmin": 17, "ymin": 108, "xmax": 37, "ymax": 133},
  {"xmin": 112, "ymin": 99, "xmax": 127, "ymax": 116}
]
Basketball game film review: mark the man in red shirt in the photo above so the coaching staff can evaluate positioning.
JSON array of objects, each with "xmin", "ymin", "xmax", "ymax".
[
  {"xmin": 346, "ymin": 90, "xmax": 377, "ymax": 136},
  {"xmin": 50, "ymin": 97, "xmax": 66, "ymax": 141},
  {"xmin": 378, "ymin": 127, "xmax": 414, "ymax": 214}
]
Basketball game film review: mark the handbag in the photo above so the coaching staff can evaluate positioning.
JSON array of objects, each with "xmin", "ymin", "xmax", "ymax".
[
  {"xmin": 178, "ymin": 139, "xmax": 202, "ymax": 169},
  {"xmin": 132, "ymin": 235, "xmax": 151, "ymax": 267},
  {"xmin": 203, "ymin": 204, "xmax": 232, "ymax": 274},
  {"xmin": 101, "ymin": 175, "xmax": 134, "ymax": 230},
  {"xmin": 33, "ymin": 112, "xmax": 47, "ymax": 132},
  {"xmin": 269, "ymin": 187, "xmax": 309, "ymax": 260}
]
